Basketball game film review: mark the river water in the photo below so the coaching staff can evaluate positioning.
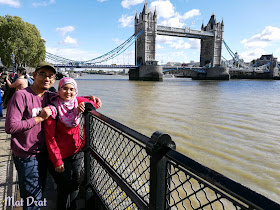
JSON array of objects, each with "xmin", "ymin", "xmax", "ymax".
[{"xmin": 55, "ymin": 74, "xmax": 280, "ymax": 203}]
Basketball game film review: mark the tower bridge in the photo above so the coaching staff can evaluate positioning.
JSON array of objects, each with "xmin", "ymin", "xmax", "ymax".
[
  {"xmin": 130, "ymin": 1, "xmax": 228, "ymax": 80},
  {"xmin": 46, "ymin": 1, "xmax": 279, "ymax": 80}
]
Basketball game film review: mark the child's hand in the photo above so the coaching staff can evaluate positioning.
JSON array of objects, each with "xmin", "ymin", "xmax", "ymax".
[
  {"xmin": 78, "ymin": 102, "xmax": 85, "ymax": 113},
  {"xmin": 55, "ymin": 164, "xmax": 65, "ymax": 173},
  {"xmin": 91, "ymin": 96, "xmax": 102, "ymax": 108}
]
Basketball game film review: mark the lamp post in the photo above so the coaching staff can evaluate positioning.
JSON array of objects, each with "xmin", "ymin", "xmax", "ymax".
[{"xmin": 11, "ymin": 53, "xmax": 15, "ymax": 73}]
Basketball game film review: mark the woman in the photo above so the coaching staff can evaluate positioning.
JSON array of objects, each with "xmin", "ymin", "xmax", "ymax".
[
  {"xmin": 6, "ymin": 67, "xmax": 28, "ymax": 91},
  {"xmin": 44, "ymin": 77, "xmax": 101, "ymax": 210}
]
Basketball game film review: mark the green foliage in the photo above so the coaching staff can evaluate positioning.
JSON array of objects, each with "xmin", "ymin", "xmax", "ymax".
[
  {"xmin": 0, "ymin": 15, "xmax": 46, "ymax": 67},
  {"xmin": 250, "ymin": 59, "xmax": 256, "ymax": 65}
]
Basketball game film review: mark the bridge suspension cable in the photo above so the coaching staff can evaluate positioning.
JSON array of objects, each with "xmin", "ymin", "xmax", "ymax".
[
  {"xmin": 45, "ymin": 52, "xmax": 76, "ymax": 64},
  {"xmin": 46, "ymin": 30, "xmax": 143, "ymax": 65},
  {"xmin": 223, "ymin": 40, "xmax": 271, "ymax": 72},
  {"xmin": 223, "ymin": 40, "xmax": 251, "ymax": 69}
]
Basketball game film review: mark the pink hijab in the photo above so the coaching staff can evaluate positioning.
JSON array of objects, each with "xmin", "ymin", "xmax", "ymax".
[{"xmin": 50, "ymin": 77, "xmax": 80, "ymax": 127}]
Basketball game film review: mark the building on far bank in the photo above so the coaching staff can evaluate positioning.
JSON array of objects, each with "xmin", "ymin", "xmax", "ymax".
[{"xmin": 256, "ymin": 54, "xmax": 277, "ymax": 66}]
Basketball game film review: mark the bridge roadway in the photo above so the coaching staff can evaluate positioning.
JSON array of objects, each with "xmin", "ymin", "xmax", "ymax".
[
  {"xmin": 163, "ymin": 66, "xmax": 207, "ymax": 73},
  {"xmin": 157, "ymin": 25, "xmax": 214, "ymax": 39},
  {"xmin": 53, "ymin": 64, "xmax": 270, "ymax": 75},
  {"xmin": 54, "ymin": 64, "xmax": 138, "ymax": 69}
]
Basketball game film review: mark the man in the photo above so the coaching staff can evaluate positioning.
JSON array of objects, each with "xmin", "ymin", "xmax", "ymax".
[{"xmin": 5, "ymin": 62, "xmax": 58, "ymax": 209}]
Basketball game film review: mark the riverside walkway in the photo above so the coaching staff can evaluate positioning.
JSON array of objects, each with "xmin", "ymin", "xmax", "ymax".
[
  {"xmin": 0, "ymin": 109, "xmax": 18, "ymax": 210},
  {"xmin": 0, "ymin": 109, "xmax": 58, "ymax": 210}
]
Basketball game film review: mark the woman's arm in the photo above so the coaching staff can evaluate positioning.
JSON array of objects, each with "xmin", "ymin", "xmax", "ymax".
[
  {"xmin": 77, "ymin": 96, "xmax": 102, "ymax": 109},
  {"xmin": 44, "ymin": 117, "xmax": 64, "ymax": 169}
]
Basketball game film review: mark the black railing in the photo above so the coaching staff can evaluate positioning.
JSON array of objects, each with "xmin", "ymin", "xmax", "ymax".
[{"xmin": 82, "ymin": 104, "xmax": 280, "ymax": 210}]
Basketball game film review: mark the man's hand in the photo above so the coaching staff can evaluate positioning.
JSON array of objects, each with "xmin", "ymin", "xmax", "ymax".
[
  {"xmin": 55, "ymin": 164, "xmax": 65, "ymax": 173},
  {"xmin": 90, "ymin": 96, "xmax": 102, "ymax": 108},
  {"xmin": 78, "ymin": 102, "xmax": 85, "ymax": 113},
  {"xmin": 34, "ymin": 106, "xmax": 52, "ymax": 124},
  {"xmin": 39, "ymin": 106, "xmax": 52, "ymax": 120}
]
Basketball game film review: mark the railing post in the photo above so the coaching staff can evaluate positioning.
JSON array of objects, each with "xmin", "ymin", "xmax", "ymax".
[
  {"xmin": 0, "ymin": 89, "xmax": 2, "ymax": 117},
  {"xmin": 149, "ymin": 131, "xmax": 176, "ymax": 210},
  {"xmin": 83, "ymin": 103, "xmax": 95, "ymax": 209}
]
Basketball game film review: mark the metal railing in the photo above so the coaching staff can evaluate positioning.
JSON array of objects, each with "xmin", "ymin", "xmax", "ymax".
[{"xmin": 82, "ymin": 104, "xmax": 280, "ymax": 210}]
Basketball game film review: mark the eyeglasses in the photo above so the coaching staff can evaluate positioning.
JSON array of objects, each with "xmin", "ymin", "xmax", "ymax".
[{"xmin": 36, "ymin": 72, "xmax": 55, "ymax": 79}]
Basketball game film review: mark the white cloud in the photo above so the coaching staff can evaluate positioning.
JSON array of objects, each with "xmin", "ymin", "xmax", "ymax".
[
  {"xmin": 170, "ymin": 39, "xmax": 191, "ymax": 50},
  {"xmin": 275, "ymin": 48, "xmax": 280, "ymax": 54},
  {"xmin": 241, "ymin": 39, "xmax": 268, "ymax": 49},
  {"xmin": 0, "ymin": 0, "xmax": 20, "ymax": 7},
  {"xmin": 157, "ymin": 44, "xmax": 163, "ymax": 49},
  {"xmin": 259, "ymin": 26, "xmax": 280, "ymax": 41},
  {"xmin": 239, "ymin": 48, "xmax": 266, "ymax": 62},
  {"xmin": 239, "ymin": 26, "xmax": 280, "ymax": 61},
  {"xmin": 32, "ymin": 0, "xmax": 55, "ymax": 7},
  {"xmin": 241, "ymin": 26, "xmax": 280, "ymax": 49},
  {"xmin": 150, "ymin": 0, "xmax": 175, "ymax": 19},
  {"xmin": 181, "ymin": 9, "xmax": 201, "ymax": 20},
  {"xmin": 63, "ymin": 36, "xmax": 77, "ymax": 45},
  {"xmin": 157, "ymin": 51, "xmax": 188, "ymax": 63},
  {"xmin": 56, "ymin": 26, "xmax": 75, "ymax": 36},
  {"xmin": 160, "ymin": 17, "xmax": 184, "ymax": 28},
  {"xmin": 189, "ymin": 39, "xmax": 200, "ymax": 49},
  {"xmin": 121, "ymin": 0, "xmax": 144, "ymax": 9},
  {"xmin": 182, "ymin": 9, "xmax": 201, "ymax": 20},
  {"xmin": 118, "ymin": 14, "xmax": 134, "ymax": 28},
  {"xmin": 157, "ymin": 35, "xmax": 176, "ymax": 45},
  {"xmin": 157, "ymin": 36, "xmax": 198, "ymax": 50},
  {"xmin": 150, "ymin": 1, "xmax": 200, "ymax": 28},
  {"xmin": 97, "ymin": 0, "xmax": 106, "ymax": 2}
]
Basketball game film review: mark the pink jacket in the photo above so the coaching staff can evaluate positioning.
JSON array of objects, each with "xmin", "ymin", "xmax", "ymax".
[{"xmin": 44, "ymin": 96, "xmax": 97, "ymax": 167}]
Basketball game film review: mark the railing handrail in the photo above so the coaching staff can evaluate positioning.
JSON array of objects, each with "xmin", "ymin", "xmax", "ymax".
[
  {"xmin": 87, "ymin": 109, "xmax": 155, "ymax": 153},
  {"xmin": 83, "ymin": 106, "xmax": 280, "ymax": 210},
  {"xmin": 166, "ymin": 149, "xmax": 280, "ymax": 209}
]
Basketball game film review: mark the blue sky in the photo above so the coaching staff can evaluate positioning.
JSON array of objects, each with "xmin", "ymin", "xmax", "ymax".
[{"xmin": 1, "ymin": 0, "xmax": 280, "ymax": 64}]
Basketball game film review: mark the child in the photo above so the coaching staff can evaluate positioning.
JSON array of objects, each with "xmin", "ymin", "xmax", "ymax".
[{"xmin": 44, "ymin": 77, "xmax": 100, "ymax": 210}]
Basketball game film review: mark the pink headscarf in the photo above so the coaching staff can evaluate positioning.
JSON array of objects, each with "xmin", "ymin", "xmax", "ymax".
[{"xmin": 50, "ymin": 77, "xmax": 80, "ymax": 127}]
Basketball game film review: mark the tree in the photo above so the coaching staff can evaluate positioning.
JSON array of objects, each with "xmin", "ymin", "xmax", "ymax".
[
  {"xmin": 0, "ymin": 15, "xmax": 45, "ymax": 67},
  {"xmin": 250, "ymin": 59, "xmax": 257, "ymax": 65}
]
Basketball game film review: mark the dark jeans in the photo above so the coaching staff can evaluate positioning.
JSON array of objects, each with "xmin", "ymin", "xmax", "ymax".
[
  {"xmin": 48, "ymin": 150, "xmax": 84, "ymax": 210},
  {"xmin": 13, "ymin": 153, "xmax": 48, "ymax": 210}
]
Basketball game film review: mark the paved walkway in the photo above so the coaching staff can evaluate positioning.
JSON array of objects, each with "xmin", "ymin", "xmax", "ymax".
[
  {"xmin": 0, "ymin": 109, "xmax": 18, "ymax": 210},
  {"xmin": 0, "ymin": 109, "xmax": 57, "ymax": 210}
]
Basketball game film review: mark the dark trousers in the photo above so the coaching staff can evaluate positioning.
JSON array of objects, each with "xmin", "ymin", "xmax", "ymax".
[
  {"xmin": 13, "ymin": 153, "xmax": 48, "ymax": 210},
  {"xmin": 48, "ymin": 150, "xmax": 83, "ymax": 210}
]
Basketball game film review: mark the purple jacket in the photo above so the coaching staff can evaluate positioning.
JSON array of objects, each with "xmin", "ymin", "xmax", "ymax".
[{"xmin": 5, "ymin": 87, "xmax": 55, "ymax": 157}]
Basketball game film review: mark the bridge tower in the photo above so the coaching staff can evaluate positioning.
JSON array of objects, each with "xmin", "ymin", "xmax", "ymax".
[
  {"xmin": 129, "ymin": 1, "xmax": 163, "ymax": 81},
  {"xmin": 200, "ymin": 14, "xmax": 224, "ymax": 67},
  {"xmin": 134, "ymin": 1, "xmax": 157, "ymax": 66}
]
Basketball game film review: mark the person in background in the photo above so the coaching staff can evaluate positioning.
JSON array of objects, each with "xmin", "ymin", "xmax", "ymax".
[
  {"xmin": 6, "ymin": 67, "xmax": 28, "ymax": 91},
  {"xmin": 44, "ymin": 77, "xmax": 101, "ymax": 210}
]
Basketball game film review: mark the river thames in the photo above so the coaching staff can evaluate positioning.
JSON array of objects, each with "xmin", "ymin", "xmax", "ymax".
[{"xmin": 55, "ymin": 74, "xmax": 280, "ymax": 203}]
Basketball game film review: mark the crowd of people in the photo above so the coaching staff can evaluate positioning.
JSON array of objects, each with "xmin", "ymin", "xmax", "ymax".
[
  {"xmin": 4, "ymin": 62, "xmax": 102, "ymax": 210},
  {"xmin": 0, "ymin": 66, "xmax": 34, "ymax": 109}
]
